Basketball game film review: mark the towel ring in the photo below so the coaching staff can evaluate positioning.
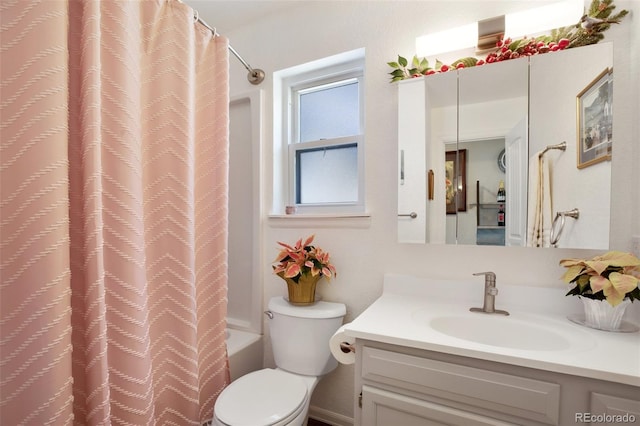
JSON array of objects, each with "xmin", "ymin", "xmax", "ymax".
[{"xmin": 550, "ymin": 208, "xmax": 579, "ymax": 246}]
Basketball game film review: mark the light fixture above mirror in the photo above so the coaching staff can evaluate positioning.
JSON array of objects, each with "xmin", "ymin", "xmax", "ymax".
[
  {"xmin": 415, "ymin": 0, "xmax": 583, "ymax": 58},
  {"xmin": 505, "ymin": 0, "xmax": 584, "ymax": 40}
]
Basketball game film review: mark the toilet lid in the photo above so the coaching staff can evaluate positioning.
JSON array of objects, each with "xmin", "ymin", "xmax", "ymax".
[{"xmin": 214, "ymin": 369, "xmax": 308, "ymax": 426}]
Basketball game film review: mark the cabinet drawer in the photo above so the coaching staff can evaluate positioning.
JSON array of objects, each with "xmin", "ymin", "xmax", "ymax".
[
  {"xmin": 362, "ymin": 347, "xmax": 560, "ymax": 425},
  {"xmin": 362, "ymin": 385, "xmax": 515, "ymax": 426}
]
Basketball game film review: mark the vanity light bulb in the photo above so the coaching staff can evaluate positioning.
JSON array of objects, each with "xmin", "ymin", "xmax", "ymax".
[
  {"xmin": 505, "ymin": 0, "xmax": 583, "ymax": 39},
  {"xmin": 416, "ymin": 22, "xmax": 478, "ymax": 58}
]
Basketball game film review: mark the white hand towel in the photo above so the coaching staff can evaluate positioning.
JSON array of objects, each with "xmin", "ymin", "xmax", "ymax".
[{"xmin": 527, "ymin": 153, "xmax": 552, "ymax": 247}]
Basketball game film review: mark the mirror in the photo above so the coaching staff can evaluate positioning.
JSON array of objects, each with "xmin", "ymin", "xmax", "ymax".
[
  {"xmin": 397, "ymin": 42, "xmax": 613, "ymax": 249},
  {"xmin": 455, "ymin": 57, "xmax": 529, "ymax": 246}
]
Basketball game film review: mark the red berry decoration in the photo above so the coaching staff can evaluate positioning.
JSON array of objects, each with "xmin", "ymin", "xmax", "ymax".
[
  {"xmin": 483, "ymin": 34, "xmax": 572, "ymax": 65},
  {"xmin": 388, "ymin": 2, "xmax": 630, "ymax": 84}
]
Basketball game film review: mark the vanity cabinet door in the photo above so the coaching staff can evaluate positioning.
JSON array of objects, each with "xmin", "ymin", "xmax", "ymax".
[
  {"xmin": 362, "ymin": 385, "xmax": 515, "ymax": 426},
  {"xmin": 589, "ymin": 393, "xmax": 640, "ymax": 420},
  {"xmin": 397, "ymin": 78, "xmax": 427, "ymax": 244},
  {"xmin": 359, "ymin": 346, "xmax": 561, "ymax": 425}
]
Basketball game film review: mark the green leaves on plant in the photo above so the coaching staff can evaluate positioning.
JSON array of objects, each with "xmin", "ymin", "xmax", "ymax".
[
  {"xmin": 508, "ymin": 39, "xmax": 526, "ymax": 51},
  {"xmin": 451, "ymin": 57, "xmax": 478, "ymax": 68},
  {"xmin": 560, "ymin": 250, "xmax": 640, "ymax": 305},
  {"xmin": 553, "ymin": 0, "xmax": 628, "ymax": 48},
  {"xmin": 387, "ymin": 55, "xmax": 434, "ymax": 82}
]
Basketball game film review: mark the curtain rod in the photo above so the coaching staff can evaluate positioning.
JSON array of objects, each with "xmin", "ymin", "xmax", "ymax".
[{"xmin": 191, "ymin": 8, "xmax": 265, "ymax": 85}]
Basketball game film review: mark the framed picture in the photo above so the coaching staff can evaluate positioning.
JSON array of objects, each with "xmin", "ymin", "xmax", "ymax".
[
  {"xmin": 445, "ymin": 149, "xmax": 466, "ymax": 214},
  {"xmin": 576, "ymin": 68, "xmax": 613, "ymax": 169}
]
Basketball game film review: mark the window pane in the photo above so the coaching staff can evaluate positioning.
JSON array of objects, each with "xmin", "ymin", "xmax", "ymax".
[
  {"xmin": 296, "ymin": 144, "xmax": 357, "ymax": 204},
  {"xmin": 299, "ymin": 81, "xmax": 359, "ymax": 142}
]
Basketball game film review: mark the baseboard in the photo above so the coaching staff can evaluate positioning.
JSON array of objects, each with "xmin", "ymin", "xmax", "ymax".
[{"xmin": 308, "ymin": 405, "xmax": 354, "ymax": 426}]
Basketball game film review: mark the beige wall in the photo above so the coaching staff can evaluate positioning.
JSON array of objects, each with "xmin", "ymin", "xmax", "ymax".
[{"xmin": 207, "ymin": 1, "xmax": 639, "ymax": 422}]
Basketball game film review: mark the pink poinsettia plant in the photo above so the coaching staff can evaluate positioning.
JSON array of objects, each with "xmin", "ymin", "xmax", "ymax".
[
  {"xmin": 273, "ymin": 235, "xmax": 336, "ymax": 283},
  {"xmin": 560, "ymin": 251, "xmax": 640, "ymax": 306}
]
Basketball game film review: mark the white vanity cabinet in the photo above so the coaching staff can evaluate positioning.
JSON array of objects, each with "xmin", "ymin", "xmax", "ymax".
[{"xmin": 354, "ymin": 340, "xmax": 640, "ymax": 426}]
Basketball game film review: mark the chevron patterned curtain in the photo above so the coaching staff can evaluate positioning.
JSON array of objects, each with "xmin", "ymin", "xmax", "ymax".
[{"xmin": 1, "ymin": 1, "xmax": 230, "ymax": 424}]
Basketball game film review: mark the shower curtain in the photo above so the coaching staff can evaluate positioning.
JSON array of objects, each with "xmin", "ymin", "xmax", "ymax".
[{"xmin": 1, "ymin": 1, "xmax": 230, "ymax": 424}]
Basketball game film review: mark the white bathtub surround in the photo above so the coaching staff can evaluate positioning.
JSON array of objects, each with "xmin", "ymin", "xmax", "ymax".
[
  {"xmin": 225, "ymin": 328, "xmax": 263, "ymax": 382},
  {"xmin": 345, "ymin": 273, "xmax": 640, "ymax": 386},
  {"xmin": 228, "ymin": 90, "xmax": 264, "ymax": 337}
]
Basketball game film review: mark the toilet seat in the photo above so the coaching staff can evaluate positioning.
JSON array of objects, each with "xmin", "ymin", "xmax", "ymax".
[{"xmin": 214, "ymin": 368, "xmax": 308, "ymax": 426}]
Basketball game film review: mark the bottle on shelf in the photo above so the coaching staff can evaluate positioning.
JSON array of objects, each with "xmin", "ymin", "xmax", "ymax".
[
  {"xmin": 497, "ymin": 180, "xmax": 506, "ymax": 226},
  {"xmin": 497, "ymin": 180, "xmax": 506, "ymax": 203}
]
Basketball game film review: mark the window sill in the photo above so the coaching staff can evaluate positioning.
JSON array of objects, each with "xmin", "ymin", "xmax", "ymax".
[{"xmin": 267, "ymin": 212, "xmax": 371, "ymax": 228}]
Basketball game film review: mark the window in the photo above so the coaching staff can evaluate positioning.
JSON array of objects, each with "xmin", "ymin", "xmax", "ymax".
[{"xmin": 274, "ymin": 50, "xmax": 365, "ymax": 215}]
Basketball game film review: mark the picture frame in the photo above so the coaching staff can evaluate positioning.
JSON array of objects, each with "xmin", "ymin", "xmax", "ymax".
[
  {"xmin": 576, "ymin": 68, "xmax": 613, "ymax": 169},
  {"xmin": 445, "ymin": 149, "xmax": 467, "ymax": 214}
]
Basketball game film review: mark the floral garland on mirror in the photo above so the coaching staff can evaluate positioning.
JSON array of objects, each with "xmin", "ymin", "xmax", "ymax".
[{"xmin": 388, "ymin": 0, "xmax": 628, "ymax": 82}]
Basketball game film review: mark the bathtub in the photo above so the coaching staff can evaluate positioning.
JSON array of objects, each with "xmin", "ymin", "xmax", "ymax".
[{"xmin": 225, "ymin": 328, "xmax": 262, "ymax": 381}]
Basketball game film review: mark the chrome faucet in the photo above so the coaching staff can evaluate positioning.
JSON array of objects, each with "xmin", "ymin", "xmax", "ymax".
[{"xmin": 470, "ymin": 272, "xmax": 509, "ymax": 315}]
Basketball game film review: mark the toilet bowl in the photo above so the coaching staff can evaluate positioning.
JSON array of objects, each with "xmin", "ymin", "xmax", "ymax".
[
  {"xmin": 213, "ymin": 368, "xmax": 316, "ymax": 426},
  {"xmin": 213, "ymin": 296, "xmax": 346, "ymax": 426}
]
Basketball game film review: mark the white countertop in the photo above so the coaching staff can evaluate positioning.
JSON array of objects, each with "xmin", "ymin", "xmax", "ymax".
[{"xmin": 344, "ymin": 274, "xmax": 640, "ymax": 387}]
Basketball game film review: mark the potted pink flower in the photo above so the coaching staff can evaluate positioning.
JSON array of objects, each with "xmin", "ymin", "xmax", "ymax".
[
  {"xmin": 273, "ymin": 235, "xmax": 336, "ymax": 305},
  {"xmin": 560, "ymin": 251, "xmax": 640, "ymax": 330}
]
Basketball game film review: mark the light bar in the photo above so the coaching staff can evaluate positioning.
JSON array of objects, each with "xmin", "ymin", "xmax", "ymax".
[
  {"xmin": 505, "ymin": 0, "xmax": 583, "ymax": 39},
  {"xmin": 415, "ymin": 22, "xmax": 478, "ymax": 58},
  {"xmin": 415, "ymin": 0, "xmax": 583, "ymax": 58}
]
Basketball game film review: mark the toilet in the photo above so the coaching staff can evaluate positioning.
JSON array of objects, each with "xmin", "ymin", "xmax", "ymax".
[{"xmin": 213, "ymin": 296, "xmax": 346, "ymax": 426}]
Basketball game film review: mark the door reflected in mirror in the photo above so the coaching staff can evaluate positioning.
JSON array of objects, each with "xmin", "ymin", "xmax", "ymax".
[
  {"xmin": 397, "ymin": 42, "xmax": 613, "ymax": 249},
  {"xmin": 445, "ymin": 149, "xmax": 466, "ymax": 215}
]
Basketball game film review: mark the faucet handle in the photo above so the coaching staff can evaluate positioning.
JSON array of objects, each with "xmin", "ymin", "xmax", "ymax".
[{"xmin": 472, "ymin": 271, "xmax": 496, "ymax": 283}]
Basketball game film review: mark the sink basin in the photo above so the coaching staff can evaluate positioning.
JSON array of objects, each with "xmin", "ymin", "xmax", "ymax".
[
  {"xmin": 415, "ymin": 312, "xmax": 592, "ymax": 351},
  {"xmin": 428, "ymin": 315, "xmax": 568, "ymax": 351}
]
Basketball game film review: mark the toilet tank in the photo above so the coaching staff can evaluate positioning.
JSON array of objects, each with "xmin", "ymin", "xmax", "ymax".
[{"xmin": 267, "ymin": 296, "xmax": 346, "ymax": 376}]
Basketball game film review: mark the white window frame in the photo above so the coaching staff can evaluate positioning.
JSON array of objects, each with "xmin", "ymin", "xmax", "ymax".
[{"xmin": 276, "ymin": 52, "xmax": 365, "ymax": 215}]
